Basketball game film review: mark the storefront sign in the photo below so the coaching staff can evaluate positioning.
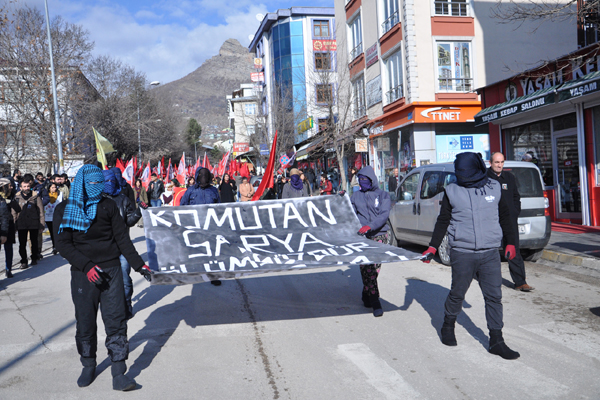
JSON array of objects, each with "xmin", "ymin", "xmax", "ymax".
[
  {"xmin": 297, "ymin": 117, "xmax": 313, "ymax": 134},
  {"xmin": 435, "ymin": 134, "xmax": 490, "ymax": 163},
  {"xmin": 369, "ymin": 125, "xmax": 383, "ymax": 135},
  {"xmin": 474, "ymin": 91, "xmax": 555, "ymax": 126},
  {"xmin": 233, "ymin": 142, "xmax": 250, "ymax": 153},
  {"xmin": 254, "ymin": 58, "xmax": 262, "ymax": 69},
  {"xmin": 558, "ymin": 79, "xmax": 600, "ymax": 101},
  {"xmin": 365, "ymin": 44, "xmax": 378, "ymax": 68},
  {"xmin": 366, "ymin": 76, "xmax": 382, "ymax": 108},
  {"xmin": 259, "ymin": 144, "xmax": 270, "ymax": 156},
  {"xmin": 251, "ymin": 72, "xmax": 264, "ymax": 82},
  {"xmin": 355, "ymin": 138, "xmax": 368, "ymax": 152},
  {"xmin": 313, "ymin": 39, "xmax": 337, "ymax": 51},
  {"xmin": 420, "ymin": 107, "xmax": 461, "ymax": 121}
]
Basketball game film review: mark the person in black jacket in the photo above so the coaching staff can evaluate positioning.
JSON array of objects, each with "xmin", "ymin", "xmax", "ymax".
[
  {"xmin": 54, "ymin": 165, "xmax": 151, "ymax": 391},
  {"xmin": 103, "ymin": 169, "xmax": 145, "ymax": 318},
  {"xmin": 111, "ymin": 167, "xmax": 136, "ymax": 205},
  {"xmin": 218, "ymin": 173, "xmax": 237, "ymax": 203},
  {"xmin": 0, "ymin": 179, "xmax": 12, "ymax": 278},
  {"xmin": 487, "ymin": 152, "xmax": 533, "ymax": 292}
]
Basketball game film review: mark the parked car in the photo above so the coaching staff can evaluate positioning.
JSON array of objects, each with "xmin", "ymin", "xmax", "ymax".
[{"xmin": 387, "ymin": 161, "xmax": 551, "ymax": 265}]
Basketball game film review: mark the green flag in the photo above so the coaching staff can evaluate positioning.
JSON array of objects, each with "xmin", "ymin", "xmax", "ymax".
[{"xmin": 93, "ymin": 127, "xmax": 115, "ymax": 169}]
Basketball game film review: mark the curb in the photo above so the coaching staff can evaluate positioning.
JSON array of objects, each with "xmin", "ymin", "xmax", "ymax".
[{"xmin": 541, "ymin": 249, "xmax": 600, "ymax": 270}]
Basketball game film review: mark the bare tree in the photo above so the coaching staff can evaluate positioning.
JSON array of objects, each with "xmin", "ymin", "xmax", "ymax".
[{"xmin": 491, "ymin": 0, "xmax": 580, "ymax": 24}]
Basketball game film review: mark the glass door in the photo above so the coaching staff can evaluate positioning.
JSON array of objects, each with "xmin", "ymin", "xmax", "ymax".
[{"xmin": 554, "ymin": 132, "xmax": 581, "ymax": 219}]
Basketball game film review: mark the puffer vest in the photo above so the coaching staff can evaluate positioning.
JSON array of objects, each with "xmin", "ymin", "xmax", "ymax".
[{"xmin": 445, "ymin": 179, "xmax": 502, "ymax": 251}]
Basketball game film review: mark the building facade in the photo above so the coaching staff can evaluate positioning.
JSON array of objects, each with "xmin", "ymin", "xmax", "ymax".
[
  {"xmin": 227, "ymin": 83, "xmax": 261, "ymax": 158},
  {"xmin": 249, "ymin": 7, "xmax": 337, "ymax": 146},
  {"xmin": 334, "ymin": 0, "xmax": 576, "ymax": 189}
]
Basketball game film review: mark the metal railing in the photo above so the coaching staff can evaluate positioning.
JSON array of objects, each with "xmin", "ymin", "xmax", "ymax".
[
  {"xmin": 437, "ymin": 77, "xmax": 473, "ymax": 92},
  {"xmin": 386, "ymin": 84, "xmax": 403, "ymax": 104},
  {"xmin": 381, "ymin": 11, "xmax": 400, "ymax": 35},
  {"xmin": 350, "ymin": 42, "xmax": 363, "ymax": 60},
  {"xmin": 434, "ymin": 0, "xmax": 468, "ymax": 17}
]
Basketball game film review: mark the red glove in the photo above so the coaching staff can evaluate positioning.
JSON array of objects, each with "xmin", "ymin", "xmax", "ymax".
[
  {"xmin": 358, "ymin": 225, "xmax": 371, "ymax": 235},
  {"xmin": 87, "ymin": 266, "xmax": 100, "ymax": 283},
  {"xmin": 139, "ymin": 202, "xmax": 149, "ymax": 209},
  {"xmin": 139, "ymin": 265, "xmax": 152, "ymax": 282},
  {"xmin": 505, "ymin": 245, "xmax": 516, "ymax": 260},
  {"xmin": 422, "ymin": 247, "xmax": 437, "ymax": 263}
]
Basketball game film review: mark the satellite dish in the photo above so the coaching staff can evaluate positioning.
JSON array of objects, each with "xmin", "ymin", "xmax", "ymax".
[
  {"xmin": 248, "ymin": 34, "xmax": 254, "ymax": 41},
  {"xmin": 256, "ymin": 13, "xmax": 264, "ymax": 22}
]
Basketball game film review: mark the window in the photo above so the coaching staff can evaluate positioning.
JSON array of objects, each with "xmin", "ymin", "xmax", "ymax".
[
  {"xmin": 244, "ymin": 104, "xmax": 256, "ymax": 115},
  {"xmin": 318, "ymin": 118, "xmax": 330, "ymax": 132},
  {"xmin": 247, "ymin": 125, "xmax": 256, "ymax": 135},
  {"xmin": 316, "ymin": 84, "xmax": 333, "ymax": 104},
  {"xmin": 399, "ymin": 172, "xmax": 420, "ymax": 201},
  {"xmin": 420, "ymin": 171, "xmax": 444, "ymax": 199},
  {"xmin": 436, "ymin": 41, "xmax": 472, "ymax": 92},
  {"xmin": 313, "ymin": 20, "xmax": 330, "ymax": 37},
  {"xmin": 434, "ymin": 0, "xmax": 468, "ymax": 16},
  {"xmin": 352, "ymin": 77, "xmax": 366, "ymax": 120},
  {"xmin": 385, "ymin": 50, "xmax": 403, "ymax": 104},
  {"xmin": 504, "ymin": 120, "xmax": 553, "ymax": 187},
  {"xmin": 349, "ymin": 15, "xmax": 363, "ymax": 60},
  {"xmin": 315, "ymin": 52, "xmax": 332, "ymax": 70},
  {"xmin": 381, "ymin": 0, "xmax": 399, "ymax": 35}
]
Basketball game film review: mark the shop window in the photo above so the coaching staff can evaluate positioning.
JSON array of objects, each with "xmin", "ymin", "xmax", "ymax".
[
  {"xmin": 436, "ymin": 41, "xmax": 472, "ymax": 92},
  {"xmin": 399, "ymin": 172, "xmax": 420, "ymax": 201},
  {"xmin": 420, "ymin": 171, "xmax": 444, "ymax": 199},
  {"xmin": 313, "ymin": 20, "xmax": 330, "ymax": 38},
  {"xmin": 352, "ymin": 76, "xmax": 366, "ymax": 120},
  {"xmin": 315, "ymin": 52, "xmax": 332, "ymax": 70},
  {"xmin": 504, "ymin": 119, "xmax": 554, "ymax": 187},
  {"xmin": 348, "ymin": 14, "xmax": 363, "ymax": 60},
  {"xmin": 381, "ymin": 0, "xmax": 399, "ymax": 35},
  {"xmin": 552, "ymin": 113, "xmax": 577, "ymax": 132},
  {"xmin": 384, "ymin": 50, "xmax": 403, "ymax": 104},
  {"xmin": 316, "ymin": 84, "xmax": 333, "ymax": 104},
  {"xmin": 434, "ymin": 0, "xmax": 469, "ymax": 17}
]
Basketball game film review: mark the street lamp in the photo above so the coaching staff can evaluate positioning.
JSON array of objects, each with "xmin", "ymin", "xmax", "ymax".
[{"xmin": 137, "ymin": 81, "xmax": 161, "ymax": 160}]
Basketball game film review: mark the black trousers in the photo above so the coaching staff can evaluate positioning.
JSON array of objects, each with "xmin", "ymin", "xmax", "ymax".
[
  {"xmin": 445, "ymin": 249, "xmax": 503, "ymax": 331},
  {"xmin": 70, "ymin": 266, "xmax": 129, "ymax": 361},
  {"xmin": 503, "ymin": 223, "xmax": 527, "ymax": 287},
  {"xmin": 18, "ymin": 229, "xmax": 38, "ymax": 263}
]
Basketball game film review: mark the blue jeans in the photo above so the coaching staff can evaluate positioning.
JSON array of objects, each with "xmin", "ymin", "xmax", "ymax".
[
  {"xmin": 150, "ymin": 199, "xmax": 162, "ymax": 208},
  {"xmin": 4, "ymin": 242, "xmax": 13, "ymax": 271},
  {"xmin": 120, "ymin": 254, "xmax": 133, "ymax": 314}
]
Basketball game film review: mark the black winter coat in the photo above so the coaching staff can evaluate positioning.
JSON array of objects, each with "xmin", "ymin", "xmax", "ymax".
[
  {"xmin": 487, "ymin": 168, "xmax": 521, "ymax": 220},
  {"xmin": 0, "ymin": 200, "xmax": 10, "ymax": 238},
  {"xmin": 103, "ymin": 193, "xmax": 141, "ymax": 228},
  {"xmin": 219, "ymin": 181, "xmax": 237, "ymax": 203}
]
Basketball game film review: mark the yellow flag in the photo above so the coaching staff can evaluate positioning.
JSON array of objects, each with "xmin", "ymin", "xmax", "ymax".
[{"xmin": 93, "ymin": 127, "xmax": 115, "ymax": 169}]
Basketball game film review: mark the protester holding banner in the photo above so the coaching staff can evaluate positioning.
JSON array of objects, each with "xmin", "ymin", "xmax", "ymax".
[
  {"xmin": 219, "ymin": 173, "xmax": 237, "ymax": 203},
  {"xmin": 54, "ymin": 165, "xmax": 151, "ymax": 391},
  {"xmin": 350, "ymin": 166, "xmax": 391, "ymax": 317},
  {"xmin": 422, "ymin": 152, "xmax": 519, "ymax": 360},
  {"xmin": 102, "ymin": 169, "xmax": 144, "ymax": 319},
  {"xmin": 282, "ymin": 168, "xmax": 310, "ymax": 199},
  {"xmin": 239, "ymin": 176, "xmax": 255, "ymax": 202}
]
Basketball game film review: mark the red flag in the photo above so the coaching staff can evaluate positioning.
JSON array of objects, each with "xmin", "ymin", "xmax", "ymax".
[
  {"xmin": 202, "ymin": 152, "xmax": 209, "ymax": 169},
  {"xmin": 115, "ymin": 158, "xmax": 125, "ymax": 173},
  {"xmin": 123, "ymin": 159, "xmax": 135, "ymax": 186},
  {"xmin": 159, "ymin": 156, "xmax": 165, "ymax": 178},
  {"xmin": 142, "ymin": 162, "xmax": 152, "ymax": 189},
  {"xmin": 133, "ymin": 157, "xmax": 137, "ymax": 176},
  {"xmin": 165, "ymin": 158, "xmax": 172, "ymax": 183},
  {"xmin": 176, "ymin": 153, "xmax": 186, "ymax": 185},
  {"xmin": 217, "ymin": 149, "xmax": 231, "ymax": 177},
  {"xmin": 240, "ymin": 162, "xmax": 250, "ymax": 179},
  {"xmin": 252, "ymin": 131, "xmax": 277, "ymax": 201}
]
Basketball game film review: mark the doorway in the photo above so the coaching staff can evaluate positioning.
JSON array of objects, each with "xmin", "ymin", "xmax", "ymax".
[{"xmin": 553, "ymin": 130, "xmax": 581, "ymax": 220}]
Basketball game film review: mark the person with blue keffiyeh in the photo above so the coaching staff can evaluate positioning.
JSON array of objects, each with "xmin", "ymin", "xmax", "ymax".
[{"xmin": 54, "ymin": 164, "xmax": 151, "ymax": 391}]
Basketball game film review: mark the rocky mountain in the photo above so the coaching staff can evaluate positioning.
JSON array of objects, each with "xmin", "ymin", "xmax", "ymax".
[{"xmin": 155, "ymin": 38, "xmax": 254, "ymax": 140}]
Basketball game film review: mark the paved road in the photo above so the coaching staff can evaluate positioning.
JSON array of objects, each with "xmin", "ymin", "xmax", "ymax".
[{"xmin": 1, "ymin": 227, "xmax": 599, "ymax": 399}]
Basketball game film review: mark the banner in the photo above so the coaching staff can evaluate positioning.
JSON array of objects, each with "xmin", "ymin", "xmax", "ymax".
[{"xmin": 142, "ymin": 195, "xmax": 421, "ymax": 285}]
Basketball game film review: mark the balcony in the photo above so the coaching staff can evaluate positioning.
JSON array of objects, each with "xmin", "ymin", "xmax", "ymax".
[
  {"xmin": 381, "ymin": 11, "xmax": 400, "ymax": 35},
  {"xmin": 438, "ymin": 77, "xmax": 473, "ymax": 92},
  {"xmin": 434, "ymin": 0, "xmax": 468, "ymax": 17},
  {"xmin": 386, "ymin": 84, "xmax": 403, "ymax": 104},
  {"xmin": 350, "ymin": 42, "xmax": 363, "ymax": 60}
]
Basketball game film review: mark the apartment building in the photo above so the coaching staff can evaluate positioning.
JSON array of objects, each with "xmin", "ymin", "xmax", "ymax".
[
  {"xmin": 227, "ymin": 83, "xmax": 261, "ymax": 157},
  {"xmin": 249, "ymin": 7, "xmax": 337, "ymax": 146},
  {"xmin": 334, "ymin": 0, "xmax": 576, "ymax": 188}
]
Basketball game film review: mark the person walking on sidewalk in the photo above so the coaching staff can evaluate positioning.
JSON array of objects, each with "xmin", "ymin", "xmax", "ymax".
[
  {"xmin": 350, "ymin": 165, "xmax": 391, "ymax": 317},
  {"xmin": 44, "ymin": 183, "xmax": 63, "ymax": 255},
  {"xmin": 487, "ymin": 152, "xmax": 534, "ymax": 292},
  {"xmin": 12, "ymin": 177, "xmax": 44, "ymax": 269},
  {"xmin": 147, "ymin": 173, "xmax": 164, "ymax": 207},
  {"xmin": 54, "ymin": 164, "xmax": 151, "ymax": 391},
  {"xmin": 422, "ymin": 152, "xmax": 520, "ymax": 360},
  {"xmin": 29, "ymin": 173, "xmax": 50, "ymax": 259},
  {"xmin": 0, "ymin": 179, "xmax": 12, "ymax": 278}
]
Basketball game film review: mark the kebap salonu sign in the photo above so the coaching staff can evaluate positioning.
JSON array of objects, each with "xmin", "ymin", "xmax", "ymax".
[{"xmin": 143, "ymin": 195, "xmax": 421, "ymax": 285}]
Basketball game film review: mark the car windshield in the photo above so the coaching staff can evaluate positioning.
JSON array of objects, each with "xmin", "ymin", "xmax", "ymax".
[{"xmin": 504, "ymin": 167, "xmax": 544, "ymax": 198}]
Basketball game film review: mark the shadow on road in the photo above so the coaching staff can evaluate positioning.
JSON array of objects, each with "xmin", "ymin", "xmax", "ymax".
[{"xmin": 398, "ymin": 278, "xmax": 488, "ymax": 349}]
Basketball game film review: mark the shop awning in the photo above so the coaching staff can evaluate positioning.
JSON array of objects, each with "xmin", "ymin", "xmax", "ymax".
[
  {"xmin": 557, "ymin": 70, "xmax": 600, "ymax": 102},
  {"xmin": 296, "ymin": 136, "xmax": 325, "ymax": 160},
  {"xmin": 474, "ymin": 85, "xmax": 558, "ymax": 126}
]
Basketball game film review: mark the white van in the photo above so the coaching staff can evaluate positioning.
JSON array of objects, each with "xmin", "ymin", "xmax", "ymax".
[{"xmin": 387, "ymin": 161, "xmax": 551, "ymax": 265}]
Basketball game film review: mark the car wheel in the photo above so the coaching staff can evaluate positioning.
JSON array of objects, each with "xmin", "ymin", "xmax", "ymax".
[
  {"xmin": 385, "ymin": 220, "xmax": 397, "ymax": 247},
  {"xmin": 438, "ymin": 234, "xmax": 451, "ymax": 266},
  {"xmin": 522, "ymin": 248, "xmax": 543, "ymax": 262}
]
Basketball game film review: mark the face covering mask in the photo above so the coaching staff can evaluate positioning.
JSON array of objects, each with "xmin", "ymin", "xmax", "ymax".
[{"xmin": 358, "ymin": 175, "xmax": 372, "ymax": 192}]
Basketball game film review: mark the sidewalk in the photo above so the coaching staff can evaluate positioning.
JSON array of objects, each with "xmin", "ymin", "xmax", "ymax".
[{"xmin": 541, "ymin": 222, "xmax": 600, "ymax": 270}]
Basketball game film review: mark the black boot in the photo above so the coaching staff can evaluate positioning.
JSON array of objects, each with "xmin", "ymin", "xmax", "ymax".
[
  {"xmin": 210, "ymin": 279, "xmax": 222, "ymax": 286},
  {"xmin": 77, "ymin": 357, "xmax": 96, "ymax": 387},
  {"xmin": 489, "ymin": 329, "xmax": 520, "ymax": 360},
  {"xmin": 111, "ymin": 361, "xmax": 136, "ymax": 391},
  {"xmin": 361, "ymin": 291, "xmax": 371, "ymax": 308},
  {"xmin": 369, "ymin": 294, "xmax": 383, "ymax": 317},
  {"xmin": 441, "ymin": 316, "xmax": 457, "ymax": 346}
]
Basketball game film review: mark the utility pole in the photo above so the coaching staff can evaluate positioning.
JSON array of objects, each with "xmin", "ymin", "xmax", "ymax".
[{"xmin": 44, "ymin": 0, "xmax": 63, "ymax": 173}]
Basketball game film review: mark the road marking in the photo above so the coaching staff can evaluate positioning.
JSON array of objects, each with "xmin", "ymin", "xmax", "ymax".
[
  {"xmin": 521, "ymin": 321, "xmax": 600, "ymax": 361},
  {"xmin": 337, "ymin": 343, "xmax": 421, "ymax": 400}
]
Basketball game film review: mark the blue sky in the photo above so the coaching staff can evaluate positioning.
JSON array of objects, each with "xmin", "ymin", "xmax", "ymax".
[{"xmin": 26, "ymin": 0, "xmax": 333, "ymax": 84}]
